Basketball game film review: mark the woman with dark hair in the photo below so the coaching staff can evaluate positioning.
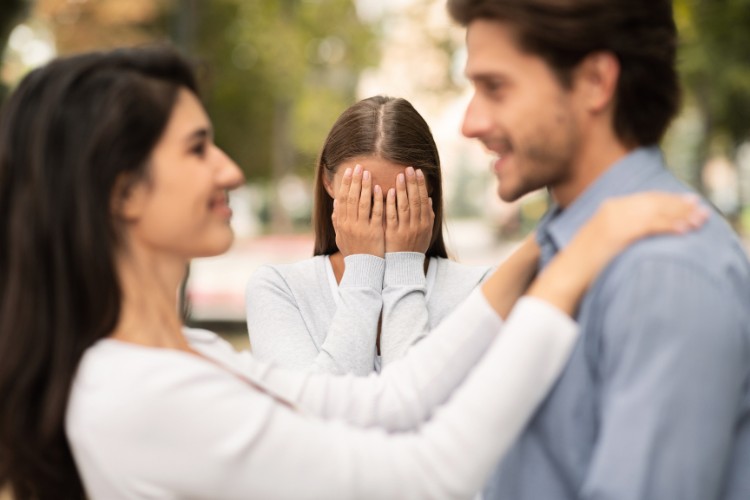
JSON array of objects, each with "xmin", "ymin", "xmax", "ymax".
[
  {"xmin": 247, "ymin": 96, "xmax": 495, "ymax": 375},
  {"xmin": 0, "ymin": 46, "xmax": 706, "ymax": 499}
]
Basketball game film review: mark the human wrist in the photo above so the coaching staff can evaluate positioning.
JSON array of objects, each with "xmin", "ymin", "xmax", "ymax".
[
  {"xmin": 384, "ymin": 252, "xmax": 426, "ymax": 286},
  {"xmin": 340, "ymin": 254, "xmax": 385, "ymax": 290}
]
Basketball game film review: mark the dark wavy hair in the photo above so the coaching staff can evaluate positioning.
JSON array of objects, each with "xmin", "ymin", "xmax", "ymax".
[
  {"xmin": 0, "ymin": 46, "xmax": 197, "ymax": 499},
  {"xmin": 448, "ymin": 0, "xmax": 680, "ymax": 146},
  {"xmin": 313, "ymin": 95, "xmax": 448, "ymax": 257}
]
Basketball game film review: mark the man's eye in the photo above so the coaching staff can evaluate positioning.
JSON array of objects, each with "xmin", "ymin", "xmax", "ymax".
[{"xmin": 483, "ymin": 81, "xmax": 504, "ymax": 94}]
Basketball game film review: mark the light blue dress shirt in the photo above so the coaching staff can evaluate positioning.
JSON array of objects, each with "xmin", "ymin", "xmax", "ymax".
[{"xmin": 484, "ymin": 147, "xmax": 750, "ymax": 500}]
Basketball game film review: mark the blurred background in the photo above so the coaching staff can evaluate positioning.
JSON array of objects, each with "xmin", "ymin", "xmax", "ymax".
[{"xmin": 1, "ymin": 0, "xmax": 749, "ymax": 339}]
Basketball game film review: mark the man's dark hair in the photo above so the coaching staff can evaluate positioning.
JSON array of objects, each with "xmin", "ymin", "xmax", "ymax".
[{"xmin": 448, "ymin": 0, "xmax": 680, "ymax": 146}]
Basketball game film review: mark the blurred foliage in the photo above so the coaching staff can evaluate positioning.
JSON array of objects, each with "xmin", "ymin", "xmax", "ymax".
[
  {"xmin": 188, "ymin": 0, "xmax": 378, "ymax": 182},
  {"xmin": 0, "ymin": 0, "xmax": 30, "ymax": 103},
  {"xmin": 0, "ymin": 0, "xmax": 377, "ymax": 229},
  {"xmin": 35, "ymin": 0, "xmax": 169, "ymax": 51},
  {"xmin": 675, "ymin": 0, "xmax": 750, "ymax": 153},
  {"xmin": 2, "ymin": 0, "xmax": 748, "ymax": 212},
  {"xmin": 9, "ymin": 0, "xmax": 377, "ymax": 182}
]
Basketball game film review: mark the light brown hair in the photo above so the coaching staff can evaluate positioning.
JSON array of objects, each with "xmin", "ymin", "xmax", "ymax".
[{"xmin": 313, "ymin": 96, "xmax": 448, "ymax": 257}]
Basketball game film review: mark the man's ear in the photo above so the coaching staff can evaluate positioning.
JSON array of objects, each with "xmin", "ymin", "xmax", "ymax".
[
  {"xmin": 573, "ymin": 51, "xmax": 620, "ymax": 114},
  {"xmin": 111, "ymin": 173, "xmax": 148, "ymax": 222}
]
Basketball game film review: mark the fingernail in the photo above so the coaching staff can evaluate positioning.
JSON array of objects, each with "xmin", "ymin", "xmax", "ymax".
[
  {"xmin": 397, "ymin": 173, "xmax": 405, "ymax": 185},
  {"xmin": 374, "ymin": 184, "xmax": 381, "ymax": 194},
  {"xmin": 416, "ymin": 169, "xmax": 424, "ymax": 179},
  {"xmin": 354, "ymin": 164, "xmax": 362, "ymax": 175},
  {"xmin": 344, "ymin": 167, "xmax": 352, "ymax": 177},
  {"xmin": 689, "ymin": 207, "xmax": 710, "ymax": 226},
  {"xmin": 388, "ymin": 188, "xmax": 396, "ymax": 199},
  {"xmin": 406, "ymin": 167, "xmax": 415, "ymax": 177},
  {"xmin": 363, "ymin": 170, "xmax": 370, "ymax": 181},
  {"xmin": 682, "ymin": 193, "xmax": 700, "ymax": 203}
]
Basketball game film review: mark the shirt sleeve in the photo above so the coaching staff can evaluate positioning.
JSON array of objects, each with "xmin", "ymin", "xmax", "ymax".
[
  {"xmin": 379, "ymin": 252, "xmax": 430, "ymax": 367},
  {"xmin": 246, "ymin": 255, "xmax": 384, "ymax": 376},
  {"xmin": 580, "ymin": 256, "xmax": 746, "ymax": 500},
  {"xmin": 91, "ymin": 296, "xmax": 578, "ymax": 499}
]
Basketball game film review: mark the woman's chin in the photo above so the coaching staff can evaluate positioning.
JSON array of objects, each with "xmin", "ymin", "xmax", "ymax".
[{"xmin": 193, "ymin": 232, "xmax": 235, "ymax": 258}]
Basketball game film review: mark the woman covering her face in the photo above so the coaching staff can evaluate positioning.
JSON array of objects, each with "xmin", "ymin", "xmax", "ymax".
[
  {"xmin": 246, "ymin": 95, "xmax": 493, "ymax": 375},
  {"xmin": 0, "ymin": 46, "xmax": 706, "ymax": 499}
]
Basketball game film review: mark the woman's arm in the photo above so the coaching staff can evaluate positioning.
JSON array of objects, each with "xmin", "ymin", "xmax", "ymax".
[
  {"xmin": 247, "ymin": 166, "xmax": 390, "ymax": 375},
  {"xmin": 378, "ymin": 169, "xmax": 434, "ymax": 365},
  {"xmin": 379, "ymin": 251, "xmax": 430, "ymax": 364},
  {"xmin": 246, "ymin": 257, "xmax": 384, "ymax": 375},
  {"xmin": 80, "ymin": 294, "xmax": 574, "ymax": 500}
]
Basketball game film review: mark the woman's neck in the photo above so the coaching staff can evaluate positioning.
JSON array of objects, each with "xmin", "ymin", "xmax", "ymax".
[{"xmin": 110, "ymin": 246, "xmax": 191, "ymax": 351}]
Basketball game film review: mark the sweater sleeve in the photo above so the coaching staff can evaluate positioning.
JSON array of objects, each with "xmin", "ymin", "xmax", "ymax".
[
  {"xmin": 246, "ymin": 255, "xmax": 384, "ymax": 376},
  {"xmin": 379, "ymin": 252, "xmax": 430, "ymax": 367},
  {"xmin": 71, "ymin": 297, "xmax": 578, "ymax": 499},
  {"xmin": 379, "ymin": 255, "xmax": 494, "ymax": 369}
]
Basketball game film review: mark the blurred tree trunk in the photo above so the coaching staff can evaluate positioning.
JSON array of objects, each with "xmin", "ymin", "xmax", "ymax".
[
  {"xmin": 268, "ymin": 0, "xmax": 297, "ymax": 232},
  {"xmin": 270, "ymin": 97, "xmax": 294, "ymax": 231},
  {"xmin": 173, "ymin": 0, "xmax": 197, "ymax": 54}
]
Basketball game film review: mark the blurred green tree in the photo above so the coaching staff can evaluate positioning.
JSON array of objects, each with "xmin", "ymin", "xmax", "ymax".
[
  {"xmin": 188, "ymin": 0, "xmax": 378, "ymax": 229},
  {"xmin": 676, "ymin": 0, "xmax": 750, "ymax": 159}
]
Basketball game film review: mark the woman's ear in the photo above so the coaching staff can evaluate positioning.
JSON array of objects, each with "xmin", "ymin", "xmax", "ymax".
[
  {"xmin": 322, "ymin": 174, "xmax": 336, "ymax": 198},
  {"xmin": 111, "ymin": 173, "xmax": 148, "ymax": 222}
]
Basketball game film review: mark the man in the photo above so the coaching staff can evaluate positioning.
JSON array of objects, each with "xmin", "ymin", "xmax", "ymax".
[{"xmin": 447, "ymin": 0, "xmax": 750, "ymax": 499}]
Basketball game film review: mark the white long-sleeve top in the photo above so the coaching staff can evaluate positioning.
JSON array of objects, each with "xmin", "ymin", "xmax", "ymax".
[
  {"xmin": 246, "ymin": 253, "xmax": 491, "ymax": 374},
  {"xmin": 66, "ymin": 291, "xmax": 577, "ymax": 499}
]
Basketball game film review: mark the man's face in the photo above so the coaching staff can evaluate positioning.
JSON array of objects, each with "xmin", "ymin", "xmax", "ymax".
[{"xmin": 462, "ymin": 19, "xmax": 582, "ymax": 202}]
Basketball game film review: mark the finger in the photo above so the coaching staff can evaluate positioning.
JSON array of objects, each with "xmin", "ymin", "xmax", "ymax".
[
  {"xmin": 662, "ymin": 193, "xmax": 708, "ymax": 232},
  {"xmin": 405, "ymin": 167, "xmax": 421, "ymax": 222},
  {"xmin": 620, "ymin": 192, "xmax": 707, "ymax": 238},
  {"xmin": 360, "ymin": 169, "xmax": 373, "ymax": 220},
  {"xmin": 417, "ymin": 169, "xmax": 435, "ymax": 228},
  {"xmin": 396, "ymin": 172, "xmax": 409, "ymax": 222},
  {"xmin": 348, "ymin": 164, "xmax": 363, "ymax": 221},
  {"xmin": 336, "ymin": 167, "xmax": 353, "ymax": 222},
  {"xmin": 371, "ymin": 184, "xmax": 384, "ymax": 225},
  {"xmin": 385, "ymin": 187, "xmax": 398, "ymax": 230},
  {"xmin": 416, "ymin": 169, "xmax": 431, "ymax": 218}
]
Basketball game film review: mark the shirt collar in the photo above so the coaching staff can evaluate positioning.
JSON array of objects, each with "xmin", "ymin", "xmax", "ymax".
[{"xmin": 537, "ymin": 146, "xmax": 667, "ymax": 252}]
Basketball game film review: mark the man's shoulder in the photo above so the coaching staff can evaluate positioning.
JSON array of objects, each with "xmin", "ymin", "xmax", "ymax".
[
  {"xmin": 590, "ymin": 211, "xmax": 750, "ymax": 312},
  {"xmin": 620, "ymin": 213, "xmax": 746, "ymax": 270}
]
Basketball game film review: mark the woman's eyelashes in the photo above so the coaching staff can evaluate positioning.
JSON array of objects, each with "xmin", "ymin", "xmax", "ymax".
[{"xmin": 189, "ymin": 140, "xmax": 207, "ymax": 158}]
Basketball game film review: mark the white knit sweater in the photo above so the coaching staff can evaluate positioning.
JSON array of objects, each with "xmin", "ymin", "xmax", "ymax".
[
  {"xmin": 66, "ymin": 291, "xmax": 578, "ymax": 499},
  {"xmin": 245, "ymin": 252, "xmax": 492, "ymax": 375}
]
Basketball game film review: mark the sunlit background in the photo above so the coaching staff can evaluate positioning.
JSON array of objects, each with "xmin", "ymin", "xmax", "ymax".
[{"xmin": 1, "ymin": 0, "xmax": 749, "ymax": 329}]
